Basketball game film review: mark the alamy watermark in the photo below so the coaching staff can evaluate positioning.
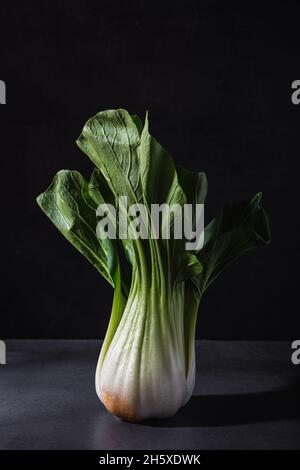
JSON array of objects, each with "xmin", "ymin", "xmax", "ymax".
[
  {"xmin": 96, "ymin": 197, "xmax": 204, "ymax": 250},
  {"xmin": 291, "ymin": 340, "xmax": 300, "ymax": 365},
  {"xmin": 0, "ymin": 80, "xmax": 6, "ymax": 104},
  {"xmin": 0, "ymin": 340, "xmax": 6, "ymax": 365},
  {"xmin": 291, "ymin": 80, "xmax": 300, "ymax": 105}
]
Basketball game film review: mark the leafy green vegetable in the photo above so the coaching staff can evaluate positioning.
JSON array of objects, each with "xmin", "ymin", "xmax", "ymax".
[
  {"xmin": 37, "ymin": 170, "xmax": 118, "ymax": 288},
  {"xmin": 37, "ymin": 109, "xmax": 270, "ymax": 422},
  {"xmin": 197, "ymin": 192, "xmax": 271, "ymax": 292}
]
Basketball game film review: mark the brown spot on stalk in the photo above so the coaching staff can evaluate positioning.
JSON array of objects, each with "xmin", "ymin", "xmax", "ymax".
[{"xmin": 101, "ymin": 389, "xmax": 140, "ymax": 422}]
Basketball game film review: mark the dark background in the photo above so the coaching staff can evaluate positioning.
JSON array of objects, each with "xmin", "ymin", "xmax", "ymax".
[{"xmin": 1, "ymin": 1, "xmax": 299, "ymax": 339}]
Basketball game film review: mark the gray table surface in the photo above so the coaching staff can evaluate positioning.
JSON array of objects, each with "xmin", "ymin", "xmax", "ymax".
[{"xmin": 0, "ymin": 340, "xmax": 299, "ymax": 450}]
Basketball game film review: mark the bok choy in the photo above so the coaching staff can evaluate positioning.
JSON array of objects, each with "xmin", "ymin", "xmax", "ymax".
[{"xmin": 37, "ymin": 109, "xmax": 270, "ymax": 422}]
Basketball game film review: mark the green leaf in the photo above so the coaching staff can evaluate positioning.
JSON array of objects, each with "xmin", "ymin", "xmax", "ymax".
[
  {"xmin": 76, "ymin": 109, "xmax": 142, "ymax": 205},
  {"xmin": 138, "ymin": 115, "xmax": 202, "ymax": 283},
  {"xmin": 176, "ymin": 166, "xmax": 208, "ymax": 208},
  {"xmin": 139, "ymin": 114, "xmax": 185, "ymax": 208},
  {"xmin": 88, "ymin": 167, "xmax": 135, "ymax": 269},
  {"xmin": 36, "ymin": 170, "xmax": 118, "ymax": 288},
  {"xmin": 131, "ymin": 114, "xmax": 144, "ymax": 134},
  {"xmin": 175, "ymin": 252, "xmax": 203, "ymax": 284},
  {"xmin": 88, "ymin": 167, "xmax": 116, "ymax": 208},
  {"xmin": 197, "ymin": 192, "xmax": 271, "ymax": 292}
]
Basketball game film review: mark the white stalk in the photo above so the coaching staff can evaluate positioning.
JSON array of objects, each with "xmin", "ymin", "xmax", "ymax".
[{"xmin": 95, "ymin": 246, "xmax": 197, "ymax": 422}]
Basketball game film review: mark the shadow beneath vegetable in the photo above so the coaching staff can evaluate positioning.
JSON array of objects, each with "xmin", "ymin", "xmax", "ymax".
[{"xmin": 144, "ymin": 381, "xmax": 300, "ymax": 427}]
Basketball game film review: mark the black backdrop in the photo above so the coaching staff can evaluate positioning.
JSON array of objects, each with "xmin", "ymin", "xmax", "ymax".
[{"xmin": 1, "ymin": 1, "xmax": 299, "ymax": 339}]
